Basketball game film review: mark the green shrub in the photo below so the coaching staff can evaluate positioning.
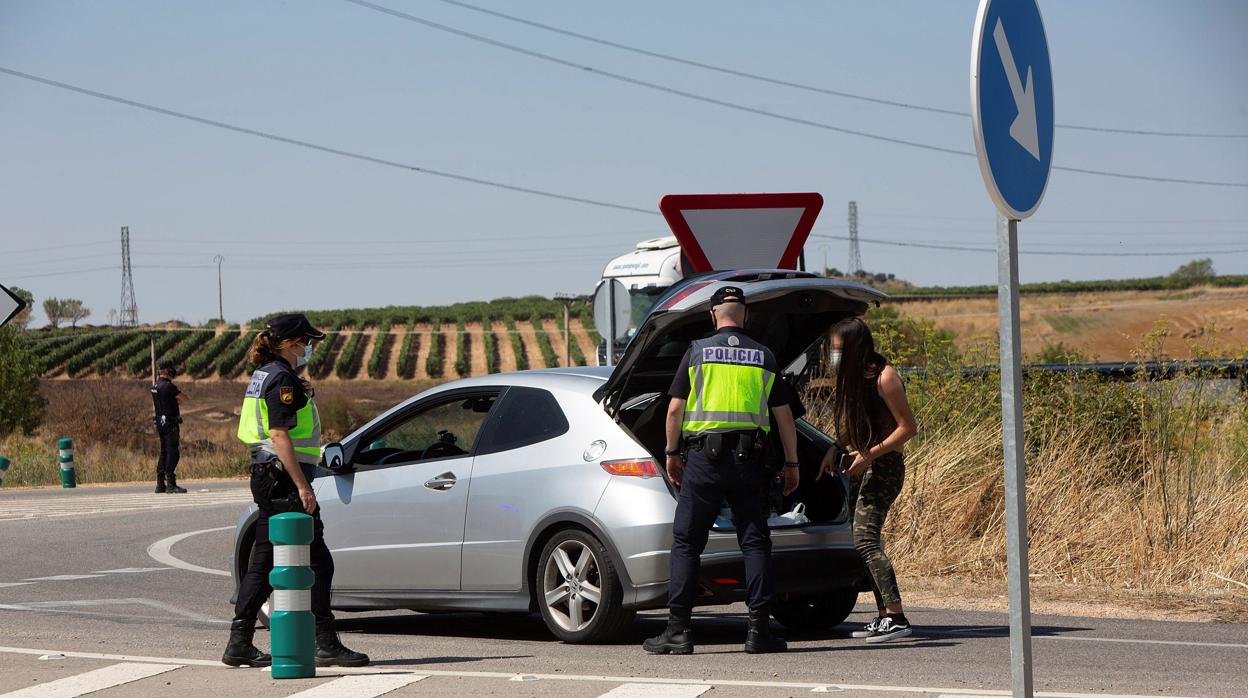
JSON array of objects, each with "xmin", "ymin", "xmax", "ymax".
[
  {"xmin": 95, "ymin": 333, "xmax": 150, "ymax": 375},
  {"xmin": 396, "ymin": 320, "xmax": 419, "ymax": 379},
  {"xmin": 426, "ymin": 321, "xmax": 444, "ymax": 378},
  {"xmin": 335, "ymin": 327, "xmax": 366, "ymax": 379},
  {"xmin": 454, "ymin": 321, "xmax": 470, "ymax": 376},
  {"xmin": 506, "ymin": 317, "xmax": 528, "ymax": 371},
  {"xmin": 482, "ymin": 316, "xmax": 499, "ymax": 374},
  {"xmin": 366, "ymin": 321, "xmax": 393, "ymax": 379},
  {"xmin": 0, "ymin": 326, "xmax": 45, "ymax": 437},
  {"xmin": 65, "ymin": 332, "xmax": 133, "ymax": 377}
]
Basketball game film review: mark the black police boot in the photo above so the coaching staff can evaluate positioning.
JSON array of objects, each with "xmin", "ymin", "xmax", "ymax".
[
  {"xmin": 165, "ymin": 476, "xmax": 187, "ymax": 494},
  {"xmin": 315, "ymin": 623, "xmax": 370, "ymax": 667},
  {"xmin": 642, "ymin": 610, "xmax": 694, "ymax": 654},
  {"xmin": 744, "ymin": 607, "xmax": 787, "ymax": 654},
  {"xmin": 154, "ymin": 479, "xmax": 166, "ymax": 494},
  {"xmin": 221, "ymin": 619, "xmax": 271, "ymax": 667}
]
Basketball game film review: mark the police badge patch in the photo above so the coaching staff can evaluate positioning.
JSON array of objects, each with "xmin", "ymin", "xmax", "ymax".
[{"xmin": 280, "ymin": 386, "xmax": 294, "ymax": 404}]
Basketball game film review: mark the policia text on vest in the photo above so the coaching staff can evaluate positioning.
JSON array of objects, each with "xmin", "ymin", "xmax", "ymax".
[{"xmin": 644, "ymin": 286, "xmax": 800, "ymax": 655}]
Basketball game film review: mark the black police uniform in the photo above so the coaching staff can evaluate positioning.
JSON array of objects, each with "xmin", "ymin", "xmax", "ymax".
[
  {"xmin": 151, "ymin": 373, "xmax": 183, "ymax": 492},
  {"xmin": 665, "ymin": 327, "xmax": 789, "ymax": 615},
  {"xmin": 232, "ymin": 357, "xmax": 336, "ymax": 628}
]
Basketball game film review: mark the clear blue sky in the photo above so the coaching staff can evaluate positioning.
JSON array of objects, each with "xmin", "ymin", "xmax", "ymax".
[{"xmin": 2, "ymin": 0, "xmax": 1245, "ymax": 325}]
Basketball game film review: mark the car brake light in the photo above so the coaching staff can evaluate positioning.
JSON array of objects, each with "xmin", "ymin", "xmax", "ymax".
[{"xmin": 600, "ymin": 458, "xmax": 660, "ymax": 478}]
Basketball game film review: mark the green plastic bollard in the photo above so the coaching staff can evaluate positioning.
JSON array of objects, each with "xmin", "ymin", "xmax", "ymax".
[
  {"xmin": 0, "ymin": 455, "xmax": 10, "ymax": 487},
  {"xmin": 268, "ymin": 512, "xmax": 316, "ymax": 679},
  {"xmin": 57, "ymin": 438, "xmax": 76, "ymax": 488}
]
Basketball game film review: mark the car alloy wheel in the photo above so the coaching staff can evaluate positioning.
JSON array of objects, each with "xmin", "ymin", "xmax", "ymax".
[{"xmin": 541, "ymin": 538, "xmax": 603, "ymax": 633}]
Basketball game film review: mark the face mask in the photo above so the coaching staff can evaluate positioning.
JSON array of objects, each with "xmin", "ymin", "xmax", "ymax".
[
  {"xmin": 830, "ymin": 350, "xmax": 842, "ymax": 370},
  {"xmin": 296, "ymin": 342, "xmax": 313, "ymax": 367}
]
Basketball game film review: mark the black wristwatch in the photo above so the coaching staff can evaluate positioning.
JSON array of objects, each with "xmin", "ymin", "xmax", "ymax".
[{"xmin": 664, "ymin": 449, "xmax": 682, "ymax": 458}]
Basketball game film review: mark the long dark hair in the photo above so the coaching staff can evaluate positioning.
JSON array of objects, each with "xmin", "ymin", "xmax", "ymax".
[
  {"xmin": 830, "ymin": 317, "xmax": 889, "ymax": 452},
  {"xmin": 247, "ymin": 330, "xmax": 315, "ymax": 396}
]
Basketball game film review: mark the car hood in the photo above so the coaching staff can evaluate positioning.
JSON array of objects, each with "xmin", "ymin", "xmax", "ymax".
[{"xmin": 596, "ymin": 270, "xmax": 887, "ymax": 414}]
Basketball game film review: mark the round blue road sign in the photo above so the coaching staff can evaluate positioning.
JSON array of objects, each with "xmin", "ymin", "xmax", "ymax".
[{"xmin": 971, "ymin": 0, "xmax": 1054, "ymax": 220}]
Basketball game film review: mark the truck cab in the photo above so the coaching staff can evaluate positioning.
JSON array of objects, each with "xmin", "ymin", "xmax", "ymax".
[{"xmin": 597, "ymin": 236, "xmax": 683, "ymax": 365}]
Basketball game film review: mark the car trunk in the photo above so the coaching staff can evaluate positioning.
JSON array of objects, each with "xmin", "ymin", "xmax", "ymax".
[{"xmin": 599, "ymin": 271, "xmax": 887, "ymax": 526}]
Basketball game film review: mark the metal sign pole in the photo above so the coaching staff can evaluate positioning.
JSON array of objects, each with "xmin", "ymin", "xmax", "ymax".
[{"xmin": 997, "ymin": 213, "xmax": 1034, "ymax": 697}]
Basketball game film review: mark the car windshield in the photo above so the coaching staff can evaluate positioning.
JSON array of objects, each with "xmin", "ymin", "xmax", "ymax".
[{"xmin": 626, "ymin": 287, "xmax": 667, "ymax": 336}]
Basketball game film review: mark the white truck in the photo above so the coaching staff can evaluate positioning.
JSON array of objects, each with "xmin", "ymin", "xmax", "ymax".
[{"xmin": 596, "ymin": 236, "xmax": 684, "ymax": 364}]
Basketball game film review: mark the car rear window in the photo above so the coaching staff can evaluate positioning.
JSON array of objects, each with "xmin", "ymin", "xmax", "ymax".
[{"xmin": 477, "ymin": 386, "xmax": 570, "ymax": 454}]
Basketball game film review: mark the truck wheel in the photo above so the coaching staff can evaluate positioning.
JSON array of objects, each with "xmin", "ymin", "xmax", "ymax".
[
  {"xmin": 535, "ymin": 529, "xmax": 634, "ymax": 643},
  {"xmin": 771, "ymin": 589, "xmax": 859, "ymax": 631}
]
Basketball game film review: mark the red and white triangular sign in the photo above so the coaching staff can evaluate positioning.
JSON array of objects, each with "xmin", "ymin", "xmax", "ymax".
[{"xmin": 659, "ymin": 193, "xmax": 823, "ymax": 273}]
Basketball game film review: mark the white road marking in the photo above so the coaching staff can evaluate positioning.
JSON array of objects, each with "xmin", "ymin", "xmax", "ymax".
[
  {"xmin": 0, "ymin": 489, "xmax": 251, "ymax": 521},
  {"xmin": 0, "ymin": 582, "xmax": 35, "ymax": 588},
  {"xmin": 93, "ymin": 567, "xmax": 171, "ymax": 574},
  {"xmin": 0, "ymin": 661, "xmax": 179, "ymax": 697},
  {"xmin": 285, "ymin": 674, "xmax": 428, "ymax": 697},
  {"xmin": 21, "ymin": 575, "xmax": 103, "ymax": 582},
  {"xmin": 146, "ymin": 526, "xmax": 233, "ymax": 577},
  {"xmin": 925, "ymin": 628, "xmax": 1248, "ymax": 650},
  {"xmin": 599, "ymin": 683, "xmax": 711, "ymax": 698},
  {"xmin": 0, "ymin": 645, "xmax": 1207, "ymax": 698}
]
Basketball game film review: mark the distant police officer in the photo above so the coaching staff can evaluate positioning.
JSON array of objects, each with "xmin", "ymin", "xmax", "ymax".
[
  {"xmin": 643, "ymin": 286, "xmax": 801, "ymax": 655},
  {"xmin": 151, "ymin": 358, "xmax": 186, "ymax": 494},
  {"xmin": 222, "ymin": 313, "xmax": 369, "ymax": 669}
]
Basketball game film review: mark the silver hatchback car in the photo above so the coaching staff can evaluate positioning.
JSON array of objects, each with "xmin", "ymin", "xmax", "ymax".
[{"xmin": 231, "ymin": 270, "xmax": 886, "ymax": 643}]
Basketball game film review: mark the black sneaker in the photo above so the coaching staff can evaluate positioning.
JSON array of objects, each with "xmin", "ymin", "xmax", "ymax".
[
  {"xmin": 165, "ymin": 484, "xmax": 188, "ymax": 494},
  {"xmin": 851, "ymin": 616, "xmax": 884, "ymax": 639},
  {"xmin": 864, "ymin": 616, "xmax": 912, "ymax": 644}
]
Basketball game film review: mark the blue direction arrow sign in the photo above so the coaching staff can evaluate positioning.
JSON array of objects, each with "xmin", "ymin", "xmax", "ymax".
[{"xmin": 971, "ymin": 0, "xmax": 1054, "ymax": 219}]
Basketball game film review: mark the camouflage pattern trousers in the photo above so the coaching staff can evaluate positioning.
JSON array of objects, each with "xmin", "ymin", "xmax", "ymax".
[{"xmin": 850, "ymin": 451, "xmax": 905, "ymax": 609}]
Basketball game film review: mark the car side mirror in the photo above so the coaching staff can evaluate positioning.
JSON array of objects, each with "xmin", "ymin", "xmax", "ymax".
[{"xmin": 321, "ymin": 443, "xmax": 347, "ymax": 472}]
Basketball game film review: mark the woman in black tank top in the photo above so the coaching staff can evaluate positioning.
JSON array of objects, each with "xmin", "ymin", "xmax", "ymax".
[{"xmin": 818, "ymin": 317, "xmax": 917, "ymax": 643}]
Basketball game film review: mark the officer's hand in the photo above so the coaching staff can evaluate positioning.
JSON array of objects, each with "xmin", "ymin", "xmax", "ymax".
[
  {"xmin": 782, "ymin": 466, "xmax": 799, "ymax": 496},
  {"xmin": 665, "ymin": 455, "xmax": 684, "ymax": 487},
  {"xmin": 298, "ymin": 487, "xmax": 317, "ymax": 515}
]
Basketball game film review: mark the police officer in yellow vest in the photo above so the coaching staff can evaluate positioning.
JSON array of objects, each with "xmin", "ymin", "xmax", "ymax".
[
  {"xmin": 223, "ymin": 314, "xmax": 369, "ymax": 669},
  {"xmin": 643, "ymin": 286, "xmax": 800, "ymax": 655}
]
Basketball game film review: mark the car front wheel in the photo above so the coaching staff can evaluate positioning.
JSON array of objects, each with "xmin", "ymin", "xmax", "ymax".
[
  {"xmin": 535, "ymin": 529, "xmax": 634, "ymax": 643},
  {"xmin": 770, "ymin": 589, "xmax": 860, "ymax": 632}
]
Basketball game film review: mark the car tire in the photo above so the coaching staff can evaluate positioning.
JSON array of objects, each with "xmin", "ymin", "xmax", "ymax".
[
  {"xmin": 534, "ymin": 528, "xmax": 634, "ymax": 644},
  {"xmin": 770, "ymin": 589, "xmax": 859, "ymax": 632}
]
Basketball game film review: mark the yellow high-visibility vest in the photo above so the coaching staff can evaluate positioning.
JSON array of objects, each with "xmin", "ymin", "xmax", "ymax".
[
  {"xmin": 681, "ymin": 332, "xmax": 776, "ymax": 436},
  {"xmin": 237, "ymin": 363, "xmax": 321, "ymax": 464}
]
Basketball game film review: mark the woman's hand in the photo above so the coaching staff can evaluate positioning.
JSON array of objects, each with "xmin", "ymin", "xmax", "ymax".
[
  {"xmin": 844, "ymin": 450, "xmax": 872, "ymax": 477},
  {"xmin": 298, "ymin": 486, "xmax": 317, "ymax": 515}
]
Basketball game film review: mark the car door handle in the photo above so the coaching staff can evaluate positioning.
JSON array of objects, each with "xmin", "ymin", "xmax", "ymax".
[{"xmin": 424, "ymin": 472, "xmax": 457, "ymax": 491}]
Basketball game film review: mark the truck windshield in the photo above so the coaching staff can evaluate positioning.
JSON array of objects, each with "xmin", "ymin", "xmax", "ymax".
[{"xmin": 628, "ymin": 287, "xmax": 667, "ymax": 335}]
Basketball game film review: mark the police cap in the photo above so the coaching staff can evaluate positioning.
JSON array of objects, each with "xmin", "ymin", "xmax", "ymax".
[
  {"xmin": 265, "ymin": 313, "xmax": 326, "ymax": 342},
  {"xmin": 710, "ymin": 286, "xmax": 746, "ymax": 307}
]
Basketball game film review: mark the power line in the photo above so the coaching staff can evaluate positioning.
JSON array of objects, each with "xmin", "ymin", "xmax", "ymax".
[
  {"xmin": 431, "ymin": 0, "xmax": 1248, "ymax": 140},
  {"xmin": 340, "ymin": 0, "xmax": 1248, "ymax": 189},
  {"xmin": 809, "ymin": 233, "xmax": 1248, "ymax": 257},
  {"xmin": 0, "ymin": 66, "xmax": 656, "ymax": 216}
]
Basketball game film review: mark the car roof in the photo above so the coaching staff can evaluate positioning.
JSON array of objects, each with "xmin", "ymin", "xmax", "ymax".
[{"xmin": 394, "ymin": 367, "xmax": 609, "ymax": 405}]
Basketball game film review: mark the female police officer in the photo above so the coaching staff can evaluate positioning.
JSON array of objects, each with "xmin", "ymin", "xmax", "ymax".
[{"xmin": 222, "ymin": 313, "xmax": 369, "ymax": 668}]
